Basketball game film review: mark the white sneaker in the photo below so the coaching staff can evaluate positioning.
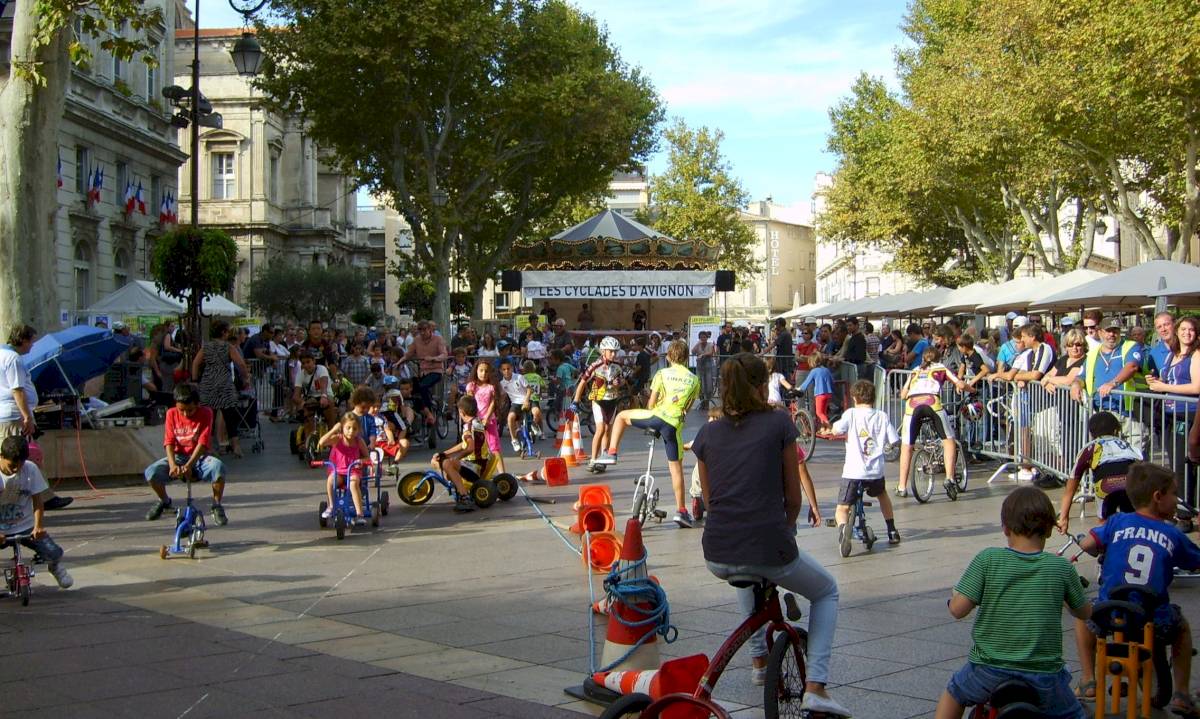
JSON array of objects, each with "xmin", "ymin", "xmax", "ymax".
[
  {"xmin": 49, "ymin": 564, "xmax": 73, "ymax": 589},
  {"xmin": 750, "ymin": 666, "xmax": 766, "ymax": 686},
  {"xmin": 511, "ymin": 439, "xmax": 521, "ymax": 452},
  {"xmin": 800, "ymin": 692, "xmax": 850, "ymax": 717},
  {"xmin": 1016, "ymin": 468, "xmax": 1037, "ymax": 482},
  {"xmin": 321, "ymin": 507, "xmax": 334, "ymax": 519}
]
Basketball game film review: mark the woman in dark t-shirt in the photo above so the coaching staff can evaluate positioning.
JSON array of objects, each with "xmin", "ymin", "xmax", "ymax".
[{"xmin": 692, "ymin": 353, "xmax": 848, "ymax": 717}]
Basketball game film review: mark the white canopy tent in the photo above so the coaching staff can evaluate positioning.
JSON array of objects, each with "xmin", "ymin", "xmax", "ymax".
[
  {"xmin": 932, "ymin": 282, "xmax": 998, "ymax": 314},
  {"xmin": 84, "ymin": 280, "xmax": 247, "ymax": 318},
  {"xmin": 974, "ymin": 269, "xmax": 1106, "ymax": 313},
  {"xmin": 776, "ymin": 302, "xmax": 829, "ymax": 321},
  {"xmin": 1031, "ymin": 260, "xmax": 1200, "ymax": 311},
  {"xmin": 890, "ymin": 287, "xmax": 953, "ymax": 315}
]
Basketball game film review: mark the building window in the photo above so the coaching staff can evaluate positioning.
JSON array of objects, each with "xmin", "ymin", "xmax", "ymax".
[
  {"xmin": 75, "ymin": 146, "xmax": 91, "ymax": 194},
  {"xmin": 211, "ymin": 152, "xmax": 235, "ymax": 200},
  {"xmin": 866, "ymin": 277, "xmax": 880, "ymax": 296},
  {"xmin": 113, "ymin": 248, "xmax": 131, "ymax": 288},
  {"xmin": 145, "ymin": 42, "xmax": 158, "ymax": 98},
  {"xmin": 73, "ymin": 242, "xmax": 93, "ymax": 312},
  {"xmin": 111, "ymin": 20, "xmax": 127, "ymax": 81},
  {"xmin": 494, "ymin": 292, "xmax": 511, "ymax": 311},
  {"xmin": 115, "ymin": 161, "xmax": 128, "ymax": 206},
  {"xmin": 151, "ymin": 175, "xmax": 162, "ymax": 216},
  {"xmin": 269, "ymin": 152, "xmax": 280, "ymax": 202}
]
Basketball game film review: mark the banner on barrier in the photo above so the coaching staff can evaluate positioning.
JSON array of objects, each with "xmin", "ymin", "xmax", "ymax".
[{"xmin": 519, "ymin": 271, "xmax": 717, "ymax": 301}]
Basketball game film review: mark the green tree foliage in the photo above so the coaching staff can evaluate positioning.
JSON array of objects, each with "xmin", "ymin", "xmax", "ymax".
[
  {"xmin": 248, "ymin": 264, "xmax": 367, "ymax": 324},
  {"xmin": 1, "ymin": 0, "xmax": 162, "ymax": 329},
  {"xmin": 642, "ymin": 119, "xmax": 760, "ymax": 277},
  {"xmin": 151, "ymin": 228, "xmax": 238, "ymax": 351},
  {"xmin": 255, "ymin": 0, "xmax": 662, "ymax": 330},
  {"xmin": 823, "ymin": 0, "xmax": 1200, "ymax": 286},
  {"xmin": 350, "ymin": 308, "xmax": 380, "ymax": 328},
  {"xmin": 395, "ymin": 279, "xmax": 435, "ymax": 320}
]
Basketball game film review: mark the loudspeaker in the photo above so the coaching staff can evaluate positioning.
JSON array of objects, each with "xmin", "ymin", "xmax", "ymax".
[
  {"xmin": 715, "ymin": 270, "xmax": 735, "ymax": 292},
  {"xmin": 501, "ymin": 270, "xmax": 522, "ymax": 292}
]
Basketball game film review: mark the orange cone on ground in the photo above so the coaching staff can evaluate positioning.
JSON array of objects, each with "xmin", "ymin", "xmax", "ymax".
[
  {"xmin": 558, "ymin": 418, "xmax": 579, "ymax": 467},
  {"xmin": 543, "ymin": 457, "xmax": 570, "ymax": 486},
  {"xmin": 518, "ymin": 468, "xmax": 542, "ymax": 483},
  {"xmin": 569, "ymin": 502, "xmax": 615, "ymax": 535},
  {"xmin": 591, "ymin": 654, "xmax": 709, "ymax": 700},
  {"xmin": 599, "ymin": 518, "xmax": 661, "ymax": 671},
  {"xmin": 583, "ymin": 531, "xmax": 623, "ymax": 572},
  {"xmin": 572, "ymin": 414, "xmax": 588, "ymax": 464},
  {"xmin": 574, "ymin": 483, "xmax": 613, "ymax": 511}
]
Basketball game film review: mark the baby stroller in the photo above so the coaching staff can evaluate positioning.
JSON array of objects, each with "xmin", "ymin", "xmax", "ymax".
[{"xmin": 233, "ymin": 390, "xmax": 264, "ymax": 454}]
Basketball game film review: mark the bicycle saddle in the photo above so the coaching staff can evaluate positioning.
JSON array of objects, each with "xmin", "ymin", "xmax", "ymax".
[
  {"xmin": 643, "ymin": 428, "xmax": 661, "ymax": 439},
  {"xmin": 725, "ymin": 574, "xmax": 770, "ymax": 589},
  {"xmin": 989, "ymin": 679, "xmax": 1038, "ymax": 708},
  {"xmin": 994, "ymin": 703, "xmax": 1042, "ymax": 719}
]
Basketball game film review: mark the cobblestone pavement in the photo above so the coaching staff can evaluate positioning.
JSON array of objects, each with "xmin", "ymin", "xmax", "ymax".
[{"xmin": 3, "ymin": 413, "xmax": 1197, "ymax": 718}]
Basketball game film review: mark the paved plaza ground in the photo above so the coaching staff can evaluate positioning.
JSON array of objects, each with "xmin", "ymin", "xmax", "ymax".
[{"xmin": 3, "ymin": 414, "xmax": 1199, "ymax": 718}]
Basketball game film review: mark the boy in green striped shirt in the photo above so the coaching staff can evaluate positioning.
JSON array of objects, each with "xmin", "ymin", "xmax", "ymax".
[{"xmin": 935, "ymin": 486, "xmax": 1091, "ymax": 719}]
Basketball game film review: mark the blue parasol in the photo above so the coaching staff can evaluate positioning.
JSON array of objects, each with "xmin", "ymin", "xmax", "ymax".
[{"xmin": 22, "ymin": 326, "xmax": 133, "ymax": 395}]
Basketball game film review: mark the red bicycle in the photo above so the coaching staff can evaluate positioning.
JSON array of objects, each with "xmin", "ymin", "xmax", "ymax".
[
  {"xmin": 1, "ymin": 531, "xmax": 35, "ymax": 606},
  {"xmin": 600, "ymin": 575, "xmax": 811, "ymax": 718}
]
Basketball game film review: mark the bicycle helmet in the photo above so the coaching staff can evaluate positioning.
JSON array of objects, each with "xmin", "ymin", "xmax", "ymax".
[
  {"xmin": 961, "ymin": 399, "xmax": 984, "ymax": 422},
  {"xmin": 599, "ymin": 336, "xmax": 620, "ymax": 351},
  {"xmin": 382, "ymin": 374, "xmax": 399, "ymax": 388}
]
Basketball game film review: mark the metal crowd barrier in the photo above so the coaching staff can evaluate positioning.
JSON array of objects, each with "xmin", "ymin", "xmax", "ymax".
[
  {"xmin": 875, "ymin": 368, "xmax": 1197, "ymax": 498},
  {"xmin": 246, "ymin": 358, "xmax": 287, "ymax": 415}
]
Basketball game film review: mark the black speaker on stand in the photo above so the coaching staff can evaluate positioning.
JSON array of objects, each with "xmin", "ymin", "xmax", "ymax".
[
  {"xmin": 715, "ymin": 271, "xmax": 735, "ymax": 292},
  {"xmin": 500, "ymin": 270, "xmax": 522, "ymax": 292}
]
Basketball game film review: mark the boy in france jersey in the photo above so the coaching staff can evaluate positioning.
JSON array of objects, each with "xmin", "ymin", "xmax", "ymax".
[{"xmin": 1072, "ymin": 462, "xmax": 1200, "ymax": 712}]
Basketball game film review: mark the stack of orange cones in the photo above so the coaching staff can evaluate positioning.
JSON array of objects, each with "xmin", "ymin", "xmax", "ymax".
[
  {"xmin": 570, "ymin": 484, "xmax": 615, "ymax": 535},
  {"xmin": 590, "ymin": 654, "xmax": 708, "ymax": 701},
  {"xmin": 598, "ymin": 518, "xmax": 661, "ymax": 671}
]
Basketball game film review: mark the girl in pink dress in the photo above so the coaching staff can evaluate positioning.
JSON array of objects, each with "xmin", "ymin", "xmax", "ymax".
[
  {"xmin": 466, "ymin": 360, "xmax": 506, "ymax": 474},
  {"xmin": 318, "ymin": 412, "xmax": 370, "ymax": 525}
]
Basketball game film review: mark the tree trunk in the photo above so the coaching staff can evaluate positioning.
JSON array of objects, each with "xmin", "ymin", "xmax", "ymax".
[
  {"xmin": 469, "ymin": 282, "xmax": 485, "ymax": 325},
  {"xmin": 431, "ymin": 256, "xmax": 450, "ymax": 336},
  {"xmin": 0, "ymin": 9, "xmax": 69, "ymax": 331}
]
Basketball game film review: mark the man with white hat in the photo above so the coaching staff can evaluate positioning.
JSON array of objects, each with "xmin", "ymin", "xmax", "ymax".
[
  {"xmin": 1000, "ymin": 311, "xmax": 1018, "ymax": 344},
  {"xmin": 996, "ymin": 316, "xmax": 1027, "ymax": 372}
]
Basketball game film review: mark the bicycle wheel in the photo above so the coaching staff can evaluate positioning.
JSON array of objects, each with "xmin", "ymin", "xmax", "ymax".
[
  {"xmin": 599, "ymin": 692, "xmax": 653, "ymax": 718},
  {"xmin": 794, "ymin": 410, "xmax": 816, "ymax": 461},
  {"xmin": 953, "ymin": 441, "xmax": 969, "ymax": 492},
  {"xmin": 435, "ymin": 401, "xmax": 450, "ymax": 440},
  {"xmin": 911, "ymin": 448, "xmax": 936, "ymax": 504},
  {"xmin": 1151, "ymin": 641, "xmax": 1173, "ymax": 709},
  {"xmin": 764, "ymin": 628, "xmax": 808, "ymax": 719},
  {"xmin": 397, "ymin": 472, "xmax": 435, "ymax": 505},
  {"xmin": 631, "ymin": 479, "xmax": 648, "ymax": 525}
]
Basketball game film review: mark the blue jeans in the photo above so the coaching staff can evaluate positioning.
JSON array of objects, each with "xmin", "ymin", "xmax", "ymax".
[
  {"xmin": 947, "ymin": 663, "xmax": 1083, "ymax": 718},
  {"xmin": 144, "ymin": 454, "xmax": 226, "ymax": 484},
  {"xmin": 1, "ymin": 534, "xmax": 64, "ymax": 564},
  {"xmin": 706, "ymin": 551, "xmax": 838, "ymax": 685}
]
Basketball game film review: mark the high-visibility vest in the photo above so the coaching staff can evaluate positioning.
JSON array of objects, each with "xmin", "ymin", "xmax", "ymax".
[{"xmin": 1084, "ymin": 341, "xmax": 1141, "ymax": 411}]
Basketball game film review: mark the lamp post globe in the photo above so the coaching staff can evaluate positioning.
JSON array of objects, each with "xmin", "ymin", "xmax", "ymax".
[{"xmin": 231, "ymin": 32, "xmax": 264, "ymax": 77}]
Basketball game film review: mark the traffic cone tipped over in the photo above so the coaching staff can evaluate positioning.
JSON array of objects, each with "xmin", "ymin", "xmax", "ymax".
[
  {"xmin": 518, "ymin": 468, "xmax": 542, "ymax": 483},
  {"xmin": 591, "ymin": 654, "xmax": 709, "ymax": 700},
  {"xmin": 583, "ymin": 531, "xmax": 622, "ymax": 573}
]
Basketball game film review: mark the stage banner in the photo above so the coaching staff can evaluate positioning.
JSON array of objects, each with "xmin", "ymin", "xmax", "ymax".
[{"xmin": 519, "ymin": 271, "xmax": 717, "ymax": 301}]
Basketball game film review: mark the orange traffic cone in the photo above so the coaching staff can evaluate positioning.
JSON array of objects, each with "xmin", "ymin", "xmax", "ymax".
[
  {"xmin": 573, "ymin": 483, "xmax": 613, "ymax": 511},
  {"xmin": 570, "ymin": 503, "xmax": 615, "ymax": 535},
  {"xmin": 598, "ymin": 518, "xmax": 661, "ymax": 671},
  {"xmin": 558, "ymin": 417, "xmax": 579, "ymax": 467},
  {"xmin": 593, "ymin": 575, "xmax": 660, "ymax": 614},
  {"xmin": 572, "ymin": 414, "xmax": 588, "ymax": 465},
  {"xmin": 518, "ymin": 468, "xmax": 542, "ymax": 483},
  {"xmin": 543, "ymin": 457, "xmax": 570, "ymax": 486},
  {"xmin": 583, "ymin": 531, "xmax": 622, "ymax": 573},
  {"xmin": 591, "ymin": 654, "xmax": 708, "ymax": 700}
]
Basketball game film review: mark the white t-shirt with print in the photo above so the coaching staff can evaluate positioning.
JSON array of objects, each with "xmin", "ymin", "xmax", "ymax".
[
  {"xmin": 0, "ymin": 461, "xmax": 48, "ymax": 534},
  {"xmin": 501, "ymin": 374, "xmax": 530, "ymax": 405},
  {"xmin": 831, "ymin": 407, "xmax": 899, "ymax": 481}
]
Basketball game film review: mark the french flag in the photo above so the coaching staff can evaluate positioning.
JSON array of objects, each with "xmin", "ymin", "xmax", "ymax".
[
  {"xmin": 87, "ymin": 166, "xmax": 103, "ymax": 205},
  {"xmin": 123, "ymin": 181, "xmax": 136, "ymax": 214},
  {"xmin": 135, "ymin": 181, "xmax": 146, "ymax": 215}
]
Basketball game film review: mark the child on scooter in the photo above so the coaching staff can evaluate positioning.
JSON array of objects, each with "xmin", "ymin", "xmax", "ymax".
[
  {"xmin": 796, "ymin": 352, "xmax": 834, "ymax": 434},
  {"xmin": 935, "ymin": 486, "xmax": 1090, "ymax": 719},
  {"xmin": 434, "ymin": 396, "xmax": 486, "ymax": 513},
  {"xmin": 831, "ymin": 380, "xmax": 901, "ymax": 549},
  {"xmin": 318, "ymin": 412, "xmax": 370, "ymax": 526},
  {"xmin": 1070, "ymin": 462, "xmax": 1200, "ymax": 713}
]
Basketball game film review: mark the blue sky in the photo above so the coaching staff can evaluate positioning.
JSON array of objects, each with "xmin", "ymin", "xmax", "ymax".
[{"xmin": 202, "ymin": 0, "xmax": 908, "ymax": 213}]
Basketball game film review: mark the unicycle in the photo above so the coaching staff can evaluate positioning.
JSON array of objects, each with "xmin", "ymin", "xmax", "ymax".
[{"xmin": 630, "ymin": 429, "xmax": 667, "ymax": 526}]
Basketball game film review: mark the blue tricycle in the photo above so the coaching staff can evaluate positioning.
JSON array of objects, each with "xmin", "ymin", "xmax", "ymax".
[
  {"xmin": 159, "ymin": 475, "xmax": 208, "ymax": 560},
  {"xmin": 315, "ymin": 450, "xmax": 390, "ymax": 540}
]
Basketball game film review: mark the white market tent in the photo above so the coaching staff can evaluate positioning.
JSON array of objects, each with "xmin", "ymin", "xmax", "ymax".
[
  {"xmin": 931, "ymin": 282, "xmax": 996, "ymax": 314},
  {"xmin": 775, "ymin": 301, "xmax": 828, "ymax": 321},
  {"xmin": 975, "ymin": 269, "xmax": 1105, "ymax": 313},
  {"xmin": 1031, "ymin": 260, "xmax": 1200, "ymax": 311},
  {"xmin": 84, "ymin": 280, "xmax": 247, "ymax": 318},
  {"xmin": 891, "ymin": 287, "xmax": 953, "ymax": 315}
]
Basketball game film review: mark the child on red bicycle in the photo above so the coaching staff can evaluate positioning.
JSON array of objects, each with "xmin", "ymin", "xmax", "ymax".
[
  {"xmin": 692, "ymin": 353, "xmax": 848, "ymax": 717},
  {"xmin": 935, "ymin": 486, "xmax": 1089, "ymax": 719},
  {"xmin": 0, "ymin": 436, "xmax": 72, "ymax": 589}
]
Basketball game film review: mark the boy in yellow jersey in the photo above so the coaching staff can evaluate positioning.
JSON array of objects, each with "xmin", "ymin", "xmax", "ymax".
[{"xmin": 595, "ymin": 340, "xmax": 700, "ymax": 527}]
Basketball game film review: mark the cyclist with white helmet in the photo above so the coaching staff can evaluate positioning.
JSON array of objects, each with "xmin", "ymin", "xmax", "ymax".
[{"xmin": 572, "ymin": 336, "xmax": 626, "ymax": 470}]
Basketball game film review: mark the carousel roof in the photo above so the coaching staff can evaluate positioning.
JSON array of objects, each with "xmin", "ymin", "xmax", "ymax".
[{"xmin": 512, "ymin": 209, "xmax": 719, "ymax": 271}]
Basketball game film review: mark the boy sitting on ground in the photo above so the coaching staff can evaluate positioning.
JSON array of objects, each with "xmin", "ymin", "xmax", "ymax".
[
  {"xmin": 433, "ymin": 396, "xmax": 487, "ymax": 513},
  {"xmin": 144, "ymin": 383, "xmax": 229, "ymax": 526},
  {"xmin": 935, "ymin": 485, "xmax": 1089, "ymax": 719},
  {"xmin": 0, "ymin": 436, "xmax": 72, "ymax": 589},
  {"xmin": 1056, "ymin": 410, "xmax": 1141, "ymax": 535},
  {"xmin": 831, "ymin": 380, "xmax": 901, "ymax": 549},
  {"xmin": 1071, "ymin": 462, "xmax": 1200, "ymax": 713}
]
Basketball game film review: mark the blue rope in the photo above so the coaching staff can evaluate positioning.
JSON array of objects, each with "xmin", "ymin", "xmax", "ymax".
[{"xmin": 590, "ymin": 553, "xmax": 678, "ymax": 674}]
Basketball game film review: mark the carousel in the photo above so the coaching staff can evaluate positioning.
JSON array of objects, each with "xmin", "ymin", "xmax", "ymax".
[{"xmin": 508, "ymin": 209, "xmax": 723, "ymax": 333}]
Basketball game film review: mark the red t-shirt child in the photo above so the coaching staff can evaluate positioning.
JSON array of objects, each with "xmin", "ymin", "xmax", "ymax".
[{"xmin": 164, "ymin": 406, "xmax": 213, "ymax": 457}]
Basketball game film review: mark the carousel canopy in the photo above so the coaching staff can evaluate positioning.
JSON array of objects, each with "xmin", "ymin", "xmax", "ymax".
[
  {"xmin": 513, "ymin": 209, "xmax": 718, "ymax": 270},
  {"xmin": 551, "ymin": 209, "xmax": 673, "ymax": 242}
]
